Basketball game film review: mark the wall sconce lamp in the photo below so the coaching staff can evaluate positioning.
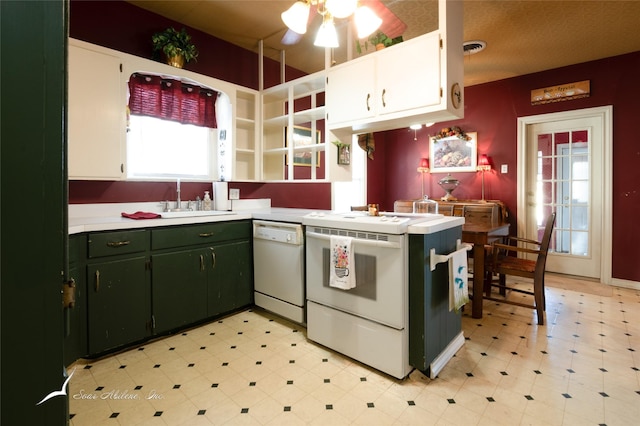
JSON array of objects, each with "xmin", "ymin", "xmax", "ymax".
[
  {"xmin": 477, "ymin": 154, "xmax": 492, "ymax": 201},
  {"xmin": 417, "ymin": 158, "xmax": 430, "ymax": 198}
]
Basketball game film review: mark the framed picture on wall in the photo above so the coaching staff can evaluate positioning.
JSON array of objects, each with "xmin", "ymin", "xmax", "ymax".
[
  {"xmin": 429, "ymin": 131, "xmax": 478, "ymax": 173},
  {"xmin": 286, "ymin": 125, "xmax": 321, "ymax": 167}
]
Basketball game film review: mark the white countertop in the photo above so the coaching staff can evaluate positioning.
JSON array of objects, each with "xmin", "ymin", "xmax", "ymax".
[
  {"xmin": 408, "ymin": 215, "xmax": 465, "ymax": 234},
  {"xmin": 68, "ymin": 202, "xmax": 321, "ymax": 234},
  {"xmin": 68, "ymin": 212, "xmax": 253, "ymax": 234},
  {"xmin": 68, "ymin": 203, "xmax": 462, "ymax": 235}
]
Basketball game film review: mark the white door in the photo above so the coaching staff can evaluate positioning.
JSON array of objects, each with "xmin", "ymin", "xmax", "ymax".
[{"xmin": 518, "ymin": 107, "xmax": 612, "ymax": 280}]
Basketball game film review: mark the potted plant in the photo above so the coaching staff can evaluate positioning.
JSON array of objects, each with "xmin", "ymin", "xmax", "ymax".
[
  {"xmin": 356, "ymin": 31, "xmax": 403, "ymax": 54},
  {"xmin": 152, "ymin": 27, "xmax": 198, "ymax": 68}
]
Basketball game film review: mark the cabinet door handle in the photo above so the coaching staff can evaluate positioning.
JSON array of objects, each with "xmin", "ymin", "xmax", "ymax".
[
  {"xmin": 106, "ymin": 240, "xmax": 130, "ymax": 248},
  {"xmin": 199, "ymin": 233, "xmax": 214, "ymax": 238},
  {"xmin": 366, "ymin": 93, "xmax": 371, "ymax": 111},
  {"xmin": 211, "ymin": 248, "xmax": 216, "ymax": 269},
  {"xmin": 381, "ymin": 88, "xmax": 386, "ymax": 107},
  {"xmin": 95, "ymin": 270, "xmax": 100, "ymax": 292},
  {"xmin": 199, "ymin": 255, "xmax": 204, "ymax": 272}
]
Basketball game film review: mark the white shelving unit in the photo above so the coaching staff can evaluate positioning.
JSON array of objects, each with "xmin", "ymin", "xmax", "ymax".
[
  {"xmin": 233, "ymin": 88, "xmax": 260, "ymax": 181},
  {"xmin": 261, "ymin": 72, "xmax": 328, "ymax": 181}
]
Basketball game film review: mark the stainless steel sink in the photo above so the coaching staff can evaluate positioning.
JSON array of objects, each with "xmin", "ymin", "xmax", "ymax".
[{"xmin": 160, "ymin": 210, "xmax": 236, "ymax": 219}]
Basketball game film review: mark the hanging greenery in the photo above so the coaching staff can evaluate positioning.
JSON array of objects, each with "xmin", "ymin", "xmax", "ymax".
[{"xmin": 434, "ymin": 126, "xmax": 471, "ymax": 140}]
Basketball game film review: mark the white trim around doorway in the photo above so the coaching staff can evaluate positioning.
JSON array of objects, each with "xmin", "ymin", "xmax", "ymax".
[{"xmin": 517, "ymin": 106, "xmax": 613, "ymax": 286}]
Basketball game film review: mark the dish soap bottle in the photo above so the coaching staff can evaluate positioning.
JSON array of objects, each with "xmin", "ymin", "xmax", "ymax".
[{"xmin": 203, "ymin": 191, "xmax": 212, "ymax": 210}]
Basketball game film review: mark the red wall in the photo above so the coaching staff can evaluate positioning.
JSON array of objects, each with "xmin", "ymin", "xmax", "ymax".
[
  {"xmin": 68, "ymin": 0, "xmax": 331, "ymax": 210},
  {"xmin": 68, "ymin": 0, "xmax": 639, "ymax": 281},
  {"xmin": 368, "ymin": 51, "xmax": 640, "ymax": 282},
  {"xmin": 69, "ymin": 0, "xmax": 305, "ymax": 90}
]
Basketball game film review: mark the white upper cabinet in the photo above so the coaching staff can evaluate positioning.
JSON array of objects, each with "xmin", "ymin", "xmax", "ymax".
[
  {"xmin": 68, "ymin": 39, "xmax": 255, "ymax": 181},
  {"xmin": 325, "ymin": 59, "xmax": 376, "ymax": 125},
  {"xmin": 68, "ymin": 42, "xmax": 126, "ymax": 179},
  {"xmin": 326, "ymin": 0, "xmax": 464, "ymax": 140},
  {"xmin": 375, "ymin": 32, "xmax": 441, "ymax": 115},
  {"xmin": 327, "ymin": 32, "xmax": 441, "ymax": 128}
]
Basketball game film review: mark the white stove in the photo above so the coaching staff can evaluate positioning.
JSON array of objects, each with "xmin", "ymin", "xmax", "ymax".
[
  {"xmin": 303, "ymin": 209, "xmax": 443, "ymax": 379},
  {"xmin": 302, "ymin": 211, "xmax": 442, "ymax": 234}
]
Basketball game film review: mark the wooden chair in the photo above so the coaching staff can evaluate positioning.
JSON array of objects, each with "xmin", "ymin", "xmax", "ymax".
[
  {"xmin": 438, "ymin": 204, "xmax": 454, "ymax": 216},
  {"xmin": 414, "ymin": 203, "xmax": 454, "ymax": 215},
  {"xmin": 463, "ymin": 204, "xmax": 503, "ymax": 277},
  {"xmin": 485, "ymin": 212, "xmax": 556, "ymax": 325},
  {"xmin": 463, "ymin": 204, "xmax": 498, "ymax": 226},
  {"xmin": 393, "ymin": 200, "xmax": 415, "ymax": 213}
]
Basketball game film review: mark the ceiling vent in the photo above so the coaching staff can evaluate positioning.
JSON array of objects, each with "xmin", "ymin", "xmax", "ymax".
[{"xmin": 463, "ymin": 40, "xmax": 486, "ymax": 55}]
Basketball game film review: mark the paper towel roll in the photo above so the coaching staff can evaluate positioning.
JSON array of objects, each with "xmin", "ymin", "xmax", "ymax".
[{"xmin": 213, "ymin": 181, "xmax": 230, "ymax": 210}]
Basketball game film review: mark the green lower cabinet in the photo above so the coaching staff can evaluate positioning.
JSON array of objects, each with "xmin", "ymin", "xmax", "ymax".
[
  {"xmin": 408, "ymin": 226, "xmax": 463, "ymax": 375},
  {"xmin": 233, "ymin": 240, "xmax": 253, "ymax": 309},
  {"xmin": 64, "ymin": 234, "xmax": 88, "ymax": 366},
  {"xmin": 208, "ymin": 240, "xmax": 253, "ymax": 316},
  {"xmin": 87, "ymin": 256, "xmax": 150, "ymax": 354},
  {"xmin": 64, "ymin": 262, "xmax": 87, "ymax": 365},
  {"xmin": 152, "ymin": 240, "xmax": 253, "ymax": 334},
  {"xmin": 151, "ymin": 248, "xmax": 208, "ymax": 335}
]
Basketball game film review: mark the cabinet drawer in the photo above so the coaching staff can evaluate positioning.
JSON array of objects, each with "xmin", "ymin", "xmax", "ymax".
[
  {"xmin": 151, "ymin": 220, "xmax": 251, "ymax": 250},
  {"xmin": 88, "ymin": 230, "xmax": 149, "ymax": 258}
]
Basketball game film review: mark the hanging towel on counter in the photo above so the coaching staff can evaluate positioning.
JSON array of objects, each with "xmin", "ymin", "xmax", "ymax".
[
  {"xmin": 329, "ymin": 235, "xmax": 356, "ymax": 290},
  {"xmin": 121, "ymin": 211, "xmax": 161, "ymax": 220},
  {"xmin": 449, "ymin": 247, "xmax": 469, "ymax": 312}
]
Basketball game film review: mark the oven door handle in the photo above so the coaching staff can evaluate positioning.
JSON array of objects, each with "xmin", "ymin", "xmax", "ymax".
[{"xmin": 306, "ymin": 231, "xmax": 403, "ymax": 249}]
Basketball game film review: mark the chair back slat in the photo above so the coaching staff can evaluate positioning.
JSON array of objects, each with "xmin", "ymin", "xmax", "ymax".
[
  {"xmin": 393, "ymin": 200, "xmax": 414, "ymax": 213},
  {"xmin": 536, "ymin": 212, "xmax": 556, "ymax": 274},
  {"xmin": 463, "ymin": 204, "xmax": 498, "ymax": 226}
]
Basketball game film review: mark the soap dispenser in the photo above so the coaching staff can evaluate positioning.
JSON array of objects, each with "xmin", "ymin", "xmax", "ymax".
[{"xmin": 203, "ymin": 191, "xmax": 212, "ymax": 210}]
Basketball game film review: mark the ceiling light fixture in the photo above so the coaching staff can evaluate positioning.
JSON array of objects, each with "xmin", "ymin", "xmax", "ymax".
[
  {"xmin": 354, "ymin": 5, "xmax": 382, "ymax": 38},
  {"xmin": 282, "ymin": 0, "xmax": 382, "ymax": 47},
  {"xmin": 410, "ymin": 124, "xmax": 422, "ymax": 141},
  {"xmin": 326, "ymin": 0, "xmax": 358, "ymax": 19},
  {"xmin": 281, "ymin": 1, "xmax": 311, "ymax": 34},
  {"xmin": 314, "ymin": 13, "xmax": 339, "ymax": 48}
]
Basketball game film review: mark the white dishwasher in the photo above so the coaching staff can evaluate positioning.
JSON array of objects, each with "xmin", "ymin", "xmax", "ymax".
[{"xmin": 253, "ymin": 220, "xmax": 305, "ymax": 324}]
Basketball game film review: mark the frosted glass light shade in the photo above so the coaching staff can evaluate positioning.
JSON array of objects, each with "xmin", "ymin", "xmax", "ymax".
[
  {"xmin": 326, "ymin": 0, "xmax": 358, "ymax": 18},
  {"xmin": 314, "ymin": 19, "xmax": 339, "ymax": 47},
  {"xmin": 354, "ymin": 6, "xmax": 382, "ymax": 38},
  {"xmin": 282, "ymin": 1, "xmax": 310, "ymax": 34}
]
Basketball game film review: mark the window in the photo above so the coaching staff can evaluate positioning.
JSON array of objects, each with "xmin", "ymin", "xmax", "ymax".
[
  {"xmin": 333, "ymin": 135, "xmax": 366, "ymax": 211},
  {"xmin": 127, "ymin": 115, "xmax": 215, "ymax": 179},
  {"xmin": 126, "ymin": 73, "xmax": 229, "ymax": 180}
]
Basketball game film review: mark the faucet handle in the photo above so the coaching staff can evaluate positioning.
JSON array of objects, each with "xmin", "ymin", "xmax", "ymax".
[{"xmin": 160, "ymin": 201, "xmax": 169, "ymax": 212}]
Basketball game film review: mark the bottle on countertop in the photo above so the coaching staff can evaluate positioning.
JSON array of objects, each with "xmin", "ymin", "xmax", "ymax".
[
  {"xmin": 203, "ymin": 191, "xmax": 212, "ymax": 210},
  {"xmin": 195, "ymin": 195, "xmax": 202, "ymax": 211}
]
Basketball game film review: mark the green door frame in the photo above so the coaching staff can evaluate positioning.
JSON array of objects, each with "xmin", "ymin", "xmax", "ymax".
[{"xmin": 1, "ymin": 1, "xmax": 68, "ymax": 424}]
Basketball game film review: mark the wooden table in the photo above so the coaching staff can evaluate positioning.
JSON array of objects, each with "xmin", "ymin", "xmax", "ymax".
[{"xmin": 462, "ymin": 222, "xmax": 510, "ymax": 318}]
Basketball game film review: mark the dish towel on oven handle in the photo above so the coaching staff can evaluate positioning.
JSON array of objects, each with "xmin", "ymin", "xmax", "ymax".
[
  {"xmin": 329, "ymin": 235, "xmax": 356, "ymax": 290},
  {"xmin": 449, "ymin": 247, "xmax": 470, "ymax": 312}
]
